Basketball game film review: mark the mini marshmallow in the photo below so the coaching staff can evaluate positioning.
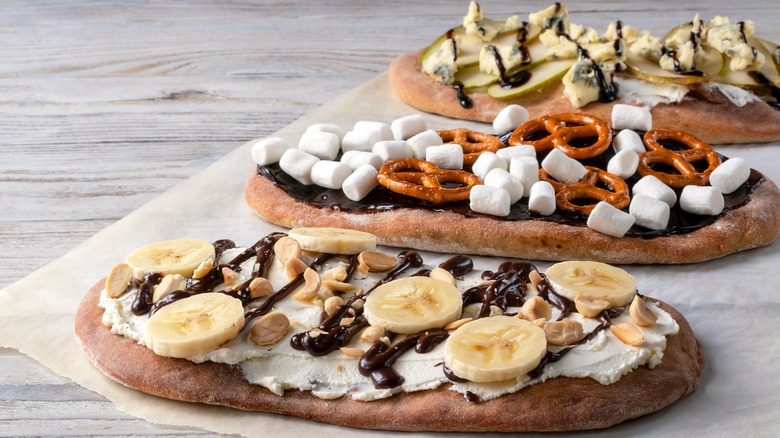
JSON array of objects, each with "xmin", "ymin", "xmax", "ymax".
[
  {"xmin": 471, "ymin": 152, "xmax": 507, "ymax": 180},
  {"xmin": 372, "ymin": 140, "xmax": 414, "ymax": 162},
  {"xmin": 509, "ymin": 156, "xmax": 539, "ymax": 197},
  {"xmin": 469, "ymin": 185, "xmax": 511, "ymax": 217},
  {"xmin": 426, "ymin": 143, "xmax": 464, "ymax": 170},
  {"xmin": 587, "ymin": 201, "xmax": 636, "ymax": 238},
  {"xmin": 629, "ymin": 194, "xmax": 670, "ymax": 230},
  {"xmin": 607, "ymin": 149, "xmax": 639, "ymax": 179},
  {"xmin": 354, "ymin": 121, "xmax": 394, "ymax": 141},
  {"xmin": 541, "ymin": 148, "xmax": 587, "ymax": 184},
  {"xmin": 612, "ymin": 104, "xmax": 652, "ymax": 131},
  {"xmin": 279, "ymin": 148, "xmax": 319, "ymax": 185},
  {"xmin": 342, "ymin": 164, "xmax": 379, "ymax": 202},
  {"xmin": 497, "ymin": 144, "xmax": 536, "ymax": 161},
  {"xmin": 298, "ymin": 131, "xmax": 340, "ymax": 160},
  {"xmin": 250, "ymin": 137, "xmax": 290, "ymax": 165},
  {"xmin": 342, "ymin": 130, "xmax": 382, "ymax": 153},
  {"xmin": 710, "ymin": 157, "xmax": 750, "ymax": 194},
  {"xmin": 306, "ymin": 124, "xmax": 347, "ymax": 143},
  {"xmin": 391, "ymin": 114, "xmax": 427, "ymax": 140},
  {"xmin": 528, "ymin": 181, "xmax": 556, "ymax": 215},
  {"xmin": 311, "ymin": 160, "xmax": 352, "ymax": 190},
  {"xmin": 484, "ymin": 168, "xmax": 523, "ymax": 204},
  {"xmin": 493, "ymin": 104, "xmax": 529, "ymax": 134},
  {"xmin": 632, "ymin": 175, "xmax": 677, "ymax": 208},
  {"xmin": 612, "ymin": 129, "xmax": 646, "ymax": 154},
  {"xmin": 407, "ymin": 130, "xmax": 443, "ymax": 159},
  {"xmin": 340, "ymin": 150, "xmax": 384, "ymax": 170},
  {"xmin": 680, "ymin": 185, "xmax": 724, "ymax": 216}
]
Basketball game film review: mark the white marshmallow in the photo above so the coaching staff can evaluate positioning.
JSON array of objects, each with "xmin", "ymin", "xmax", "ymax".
[
  {"xmin": 407, "ymin": 130, "xmax": 443, "ymax": 159},
  {"xmin": 306, "ymin": 124, "xmax": 346, "ymax": 143},
  {"xmin": 680, "ymin": 185, "xmax": 724, "ymax": 216},
  {"xmin": 607, "ymin": 149, "xmax": 639, "ymax": 179},
  {"xmin": 250, "ymin": 137, "xmax": 290, "ymax": 166},
  {"xmin": 311, "ymin": 160, "xmax": 352, "ymax": 190},
  {"xmin": 342, "ymin": 164, "xmax": 379, "ymax": 202},
  {"xmin": 391, "ymin": 114, "xmax": 427, "ymax": 140},
  {"xmin": 629, "ymin": 194, "xmax": 670, "ymax": 230},
  {"xmin": 509, "ymin": 156, "xmax": 539, "ymax": 197},
  {"xmin": 497, "ymin": 144, "xmax": 536, "ymax": 161},
  {"xmin": 484, "ymin": 168, "xmax": 523, "ymax": 204},
  {"xmin": 611, "ymin": 104, "xmax": 652, "ymax": 131},
  {"xmin": 279, "ymin": 149, "xmax": 319, "ymax": 185},
  {"xmin": 632, "ymin": 175, "xmax": 677, "ymax": 208},
  {"xmin": 372, "ymin": 140, "xmax": 414, "ymax": 162},
  {"xmin": 342, "ymin": 130, "xmax": 382, "ymax": 153},
  {"xmin": 354, "ymin": 121, "xmax": 394, "ymax": 141},
  {"xmin": 426, "ymin": 143, "xmax": 464, "ymax": 170},
  {"xmin": 471, "ymin": 152, "xmax": 507, "ymax": 180},
  {"xmin": 493, "ymin": 104, "xmax": 529, "ymax": 134},
  {"xmin": 710, "ymin": 157, "xmax": 750, "ymax": 194},
  {"xmin": 612, "ymin": 129, "xmax": 646, "ymax": 154},
  {"xmin": 340, "ymin": 150, "xmax": 384, "ymax": 171},
  {"xmin": 469, "ymin": 185, "xmax": 511, "ymax": 217},
  {"xmin": 298, "ymin": 131, "xmax": 340, "ymax": 160},
  {"xmin": 541, "ymin": 149, "xmax": 587, "ymax": 184},
  {"xmin": 587, "ymin": 202, "xmax": 636, "ymax": 238},
  {"xmin": 528, "ymin": 181, "xmax": 556, "ymax": 216}
]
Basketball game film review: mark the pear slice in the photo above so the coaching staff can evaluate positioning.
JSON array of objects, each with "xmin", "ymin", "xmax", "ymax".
[
  {"xmin": 718, "ymin": 37, "xmax": 780, "ymax": 86},
  {"xmin": 487, "ymin": 59, "xmax": 575, "ymax": 99},
  {"xmin": 624, "ymin": 51, "xmax": 710, "ymax": 85},
  {"xmin": 454, "ymin": 64, "xmax": 498, "ymax": 89}
]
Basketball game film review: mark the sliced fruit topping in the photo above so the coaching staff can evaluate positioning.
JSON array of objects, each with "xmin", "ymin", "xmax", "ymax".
[
  {"xmin": 287, "ymin": 227, "xmax": 376, "ymax": 255},
  {"xmin": 444, "ymin": 316, "xmax": 546, "ymax": 383},
  {"xmin": 144, "ymin": 293, "xmax": 245, "ymax": 358},
  {"xmin": 544, "ymin": 261, "xmax": 637, "ymax": 308},
  {"xmin": 125, "ymin": 238, "xmax": 215, "ymax": 279},
  {"xmin": 487, "ymin": 58, "xmax": 575, "ymax": 99},
  {"xmin": 363, "ymin": 277, "xmax": 463, "ymax": 334}
]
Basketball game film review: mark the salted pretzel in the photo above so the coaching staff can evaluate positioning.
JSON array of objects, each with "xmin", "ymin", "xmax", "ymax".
[
  {"xmin": 377, "ymin": 158, "xmax": 481, "ymax": 204},
  {"xmin": 508, "ymin": 113, "xmax": 612, "ymax": 160},
  {"xmin": 540, "ymin": 166, "xmax": 630, "ymax": 216},
  {"xmin": 436, "ymin": 128, "xmax": 505, "ymax": 165},
  {"xmin": 637, "ymin": 129, "xmax": 722, "ymax": 188}
]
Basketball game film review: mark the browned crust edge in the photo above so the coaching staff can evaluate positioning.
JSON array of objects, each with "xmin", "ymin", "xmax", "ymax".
[
  {"xmin": 76, "ymin": 279, "xmax": 704, "ymax": 432},
  {"xmin": 245, "ymin": 171, "xmax": 780, "ymax": 264},
  {"xmin": 387, "ymin": 50, "xmax": 780, "ymax": 145}
]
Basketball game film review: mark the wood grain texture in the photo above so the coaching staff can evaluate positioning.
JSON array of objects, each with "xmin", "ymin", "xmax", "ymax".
[{"xmin": 1, "ymin": 0, "xmax": 778, "ymax": 436}]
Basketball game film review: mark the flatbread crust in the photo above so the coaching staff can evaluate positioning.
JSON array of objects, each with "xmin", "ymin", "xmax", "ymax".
[
  {"xmin": 75, "ymin": 279, "xmax": 704, "ymax": 432},
  {"xmin": 245, "ymin": 170, "xmax": 780, "ymax": 264},
  {"xmin": 388, "ymin": 50, "xmax": 780, "ymax": 145}
]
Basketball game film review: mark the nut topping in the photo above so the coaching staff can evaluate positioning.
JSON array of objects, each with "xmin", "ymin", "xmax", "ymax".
[
  {"xmin": 358, "ymin": 250, "xmax": 397, "ymax": 273},
  {"xmin": 322, "ymin": 280, "xmax": 355, "ymax": 293},
  {"xmin": 324, "ymin": 296, "xmax": 345, "ymax": 316},
  {"xmin": 248, "ymin": 277, "xmax": 273, "ymax": 299},
  {"xmin": 610, "ymin": 322, "xmax": 645, "ymax": 346},
  {"xmin": 152, "ymin": 273, "xmax": 185, "ymax": 303},
  {"xmin": 321, "ymin": 265, "xmax": 348, "ymax": 282},
  {"xmin": 221, "ymin": 267, "xmax": 240, "ymax": 285},
  {"xmin": 360, "ymin": 325, "xmax": 385, "ymax": 343},
  {"xmin": 294, "ymin": 268, "xmax": 321, "ymax": 302},
  {"xmin": 520, "ymin": 296, "xmax": 552, "ymax": 322},
  {"xmin": 629, "ymin": 295, "xmax": 658, "ymax": 327},
  {"xmin": 284, "ymin": 257, "xmax": 307, "ymax": 280},
  {"xmin": 192, "ymin": 258, "xmax": 214, "ymax": 279},
  {"xmin": 340, "ymin": 347, "xmax": 366, "ymax": 358},
  {"xmin": 274, "ymin": 236, "xmax": 302, "ymax": 264},
  {"xmin": 248, "ymin": 312, "xmax": 290, "ymax": 346},
  {"xmin": 574, "ymin": 293, "xmax": 611, "ymax": 318},
  {"xmin": 106, "ymin": 262, "xmax": 133, "ymax": 298},
  {"xmin": 544, "ymin": 320, "xmax": 585, "ymax": 346}
]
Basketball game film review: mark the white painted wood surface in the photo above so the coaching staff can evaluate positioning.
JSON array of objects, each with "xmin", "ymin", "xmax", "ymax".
[{"xmin": 1, "ymin": 1, "xmax": 777, "ymax": 436}]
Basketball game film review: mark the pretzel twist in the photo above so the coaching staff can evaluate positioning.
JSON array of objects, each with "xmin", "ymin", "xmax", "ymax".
[
  {"xmin": 540, "ymin": 166, "xmax": 630, "ymax": 216},
  {"xmin": 377, "ymin": 158, "xmax": 481, "ymax": 204},
  {"xmin": 436, "ymin": 128, "xmax": 505, "ymax": 165},
  {"xmin": 508, "ymin": 113, "xmax": 612, "ymax": 160},
  {"xmin": 637, "ymin": 129, "xmax": 721, "ymax": 188}
]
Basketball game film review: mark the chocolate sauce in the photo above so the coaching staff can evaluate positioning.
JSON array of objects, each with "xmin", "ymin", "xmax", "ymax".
[
  {"xmin": 463, "ymin": 261, "xmax": 534, "ymax": 316},
  {"xmin": 534, "ymin": 273, "xmax": 574, "ymax": 319},
  {"xmin": 359, "ymin": 330, "xmax": 448, "ymax": 388},
  {"xmin": 130, "ymin": 273, "xmax": 163, "ymax": 315},
  {"xmin": 439, "ymin": 255, "xmax": 474, "ymax": 278}
]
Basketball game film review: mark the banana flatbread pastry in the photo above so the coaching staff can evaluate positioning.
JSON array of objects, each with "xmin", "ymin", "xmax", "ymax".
[
  {"xmin": 388, "ymin": 3, "xmax": 780, "ymax": 145},
  {"xmin": 76, "ymin": 230, "xmax": 704, "ymax": 432}
]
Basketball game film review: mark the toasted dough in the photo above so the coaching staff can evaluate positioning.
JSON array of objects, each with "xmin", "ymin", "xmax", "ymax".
[
  {"xmin": 388, "ymin": 50, "xmax": 780, "ymax": 145},
  {"xmin": 76, "ymin": 280, "xmax": 704, "ymax": 432},
  {"xmin": 245, "ymin": 170, "xmax": 780, "ymax": 264}
]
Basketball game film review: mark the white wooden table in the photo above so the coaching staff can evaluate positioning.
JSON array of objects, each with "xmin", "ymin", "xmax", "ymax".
[{"xmin": 2, "ymin": 1, "xmax": 777, "ymax": 436}]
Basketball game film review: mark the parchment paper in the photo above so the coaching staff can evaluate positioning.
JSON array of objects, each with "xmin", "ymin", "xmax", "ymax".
[{"xmin": 1, "ymin": 74, "xmax": 779, "ymax": 437}]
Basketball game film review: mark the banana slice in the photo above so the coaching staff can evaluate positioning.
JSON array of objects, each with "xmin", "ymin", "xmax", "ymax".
[
  {"xmin": 126, "ymin": 238, "xmax": 215, "ymax": 279},
  {"xmin": 287, "ymin": 227, "xmax": 376, "ymax": 255},
  {"xmin": 544, "ymin": 261, "xmax": 636, "ymax": 308},
  {"xmin": 144, "ymin": 293, "xmax": 245, "ymax": 358},
  {"xmin": 363, "ymin": 277, "xmax": 463, "ymax": 334},
  {"xmin": 444, "ymin": 316, "xmax": 547, "ymax": 383}
]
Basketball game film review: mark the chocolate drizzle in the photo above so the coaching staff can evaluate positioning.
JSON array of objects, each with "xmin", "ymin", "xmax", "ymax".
[
  {"xmin": 463, "ymin": 261, "xmax": 535, "ymax": 317},
  {"xmin": 359, "ymin": 330, "xmax": 448, "ymax": 388},
  {"xmin": 534, "ymin": 273, "xmax": 574, "ymax": 319},
  {"xmin": 130, "ymin": 273, "xmax": 163, "ymax": 315}
]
